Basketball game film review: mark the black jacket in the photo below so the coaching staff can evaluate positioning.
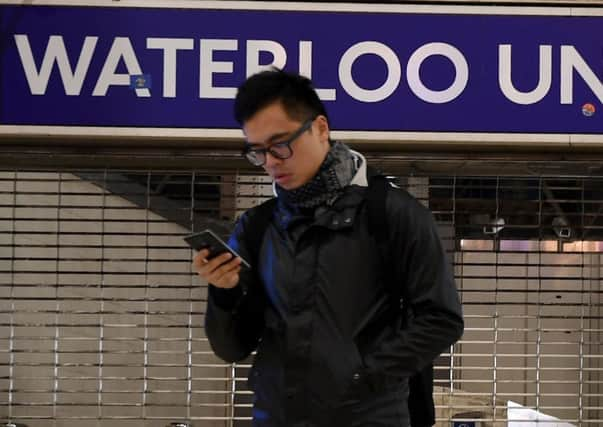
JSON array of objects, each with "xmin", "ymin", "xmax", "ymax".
[{"xmin": 205, "ymin": 159, "xmax": 464, "ymax": 426}]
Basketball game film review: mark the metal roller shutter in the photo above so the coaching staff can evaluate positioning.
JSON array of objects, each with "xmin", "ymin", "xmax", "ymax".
[{"xmin": 0, "ymin": 162, "xmax": 601, "ymax": 426}]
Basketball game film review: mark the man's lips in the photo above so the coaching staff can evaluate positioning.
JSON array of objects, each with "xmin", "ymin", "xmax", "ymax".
[{"xmin": 274, "ymin": 173, "xmax": 291, "ymax": 183}]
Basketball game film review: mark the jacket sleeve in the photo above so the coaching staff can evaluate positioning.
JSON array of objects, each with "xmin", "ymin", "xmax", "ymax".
[
  {"xmin": 362, "ymin": 189, "xmax": 464, "ymax": 378},
  {"xmin": 203, "ymin": 213, "xmax": 267, "ymax": 363}
]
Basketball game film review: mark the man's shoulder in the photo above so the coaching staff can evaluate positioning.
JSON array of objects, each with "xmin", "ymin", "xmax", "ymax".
[
  {"xmin": 381, "ymin": 181, "xmax": 434, "ymax": 222},
  {"xmin": 239, "ymin": 197, "xmax": 278, "ymax": 227}
]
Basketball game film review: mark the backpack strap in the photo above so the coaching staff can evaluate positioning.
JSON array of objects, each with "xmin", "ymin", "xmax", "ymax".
[
  {"xmin": 366, "ymin": 175, "xmax": 390, "ymax": 258},
  {"xmin": 366, "ymin": 173, "xmax": 402, "ymax": 301},
  {"xmin": 242, "ymin": 197, "xmax": 278, "ymax": 270}
]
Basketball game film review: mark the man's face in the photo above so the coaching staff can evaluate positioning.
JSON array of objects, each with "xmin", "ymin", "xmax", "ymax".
[{"xmin": 243, "ymin": 101, "xmax": 330, "ymax": 190}]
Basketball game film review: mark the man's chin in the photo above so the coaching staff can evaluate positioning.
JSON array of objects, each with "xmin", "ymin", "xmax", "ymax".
[{"xmin": 274, "ymin": 174, "xmax": 296, "ymax": 189}]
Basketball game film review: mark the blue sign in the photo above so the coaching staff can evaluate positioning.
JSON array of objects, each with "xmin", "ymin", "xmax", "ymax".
[{"xmin": 1, "ymin": 3, "xmax": 602, "ymax": 133}]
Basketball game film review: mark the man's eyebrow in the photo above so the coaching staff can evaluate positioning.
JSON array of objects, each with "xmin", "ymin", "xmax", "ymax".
[
  {"xmin": 247, "ymin": 130, "xmax": 292, "ymax": 147},
  {"xmin": 266, "ymin": 131, "xmax": 291, "ymax": 143}
]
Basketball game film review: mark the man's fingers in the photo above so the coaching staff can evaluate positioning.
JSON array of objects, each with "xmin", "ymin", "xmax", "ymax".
[
  {"xmin": 194, "ymin": 251, "xmax": 230, "ymax": 273},
  {"xmin": 192, "ymin": 248, "xmax": 242, "ymax": 288},
  {"xmin": 192, "ymin": 249, "xmax": 210, "ymax": 268},
  {"xmin": 195, "ymin": 254, "xmax": 241, "ymax": 289},
  {"xmin": 218, "ymin": 265, "xmax": 242, "ymax": 288},
  {"xmin": 203, "ymin": 252, "xmax": 232, "ymax": 271},
  {"xmin": 207, "ymin": 257, "xmax": 241, "ymax": 281}
]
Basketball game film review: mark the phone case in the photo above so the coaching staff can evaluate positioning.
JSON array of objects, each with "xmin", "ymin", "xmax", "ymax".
[{"xmin": 184, "ymin": 229, "xmax": 251, "ymax": 268}]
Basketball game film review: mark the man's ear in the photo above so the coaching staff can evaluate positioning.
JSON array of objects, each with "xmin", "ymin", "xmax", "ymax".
[{"xmin": 315, "ymin": 115, "xmax": 330, "ymax": 143}]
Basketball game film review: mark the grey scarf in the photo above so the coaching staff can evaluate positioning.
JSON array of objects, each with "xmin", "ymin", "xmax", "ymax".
[{"xmin": 276, "ymin": 141, "xmax": 357, "ymax": 208}]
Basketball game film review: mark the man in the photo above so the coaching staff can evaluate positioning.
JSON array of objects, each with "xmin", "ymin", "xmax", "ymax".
[{"xmin": 194, "ymin": 69, "xmax": 464, "ymax": 427}]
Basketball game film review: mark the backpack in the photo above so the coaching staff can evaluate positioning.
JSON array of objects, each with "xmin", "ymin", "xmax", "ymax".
[{"xmin": 242, "ymin": 174, "xmax": 436, "ymax": 427}]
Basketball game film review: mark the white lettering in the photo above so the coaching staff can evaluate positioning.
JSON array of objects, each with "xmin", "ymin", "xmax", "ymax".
[
  {"xmin": 299, "ymin": 41, "xmax": 336, "ymax": 101},
  {"xmin": 199, "ymin": 39, "xmax": 237, "ymax": 99},
  {"xmin": 93, "ymin": 37, "xmax": 149, "ymax": 97},
  {"xmin": 147, "ymin": 38, "xmax": 194, "ymax": 98},
  {"xmin": 15, "ymin": 34, "xmax": 97, "ymax": 96},
  {"xmin": 407, "ymin": 42, "xmax": 468, "ymax": 104},
  {"xmin": 246, "ymin": 40, "xmax": 287, "ymax": 76},
  {"xmin": 499, "ymin": 45, "xmax": 552, "ymax": 105},
  {"xmin": 560, "ymin": 45, "xmax": 603, "ymax": 104},
  {"xmin": 339, "ymin": 41, "xmax": 401, "ymax": 103}
]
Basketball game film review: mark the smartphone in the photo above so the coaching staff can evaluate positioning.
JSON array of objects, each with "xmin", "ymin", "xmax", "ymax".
[{"xmin": 184, "ymin": 229, "xmax": 251, "ymax": 269}]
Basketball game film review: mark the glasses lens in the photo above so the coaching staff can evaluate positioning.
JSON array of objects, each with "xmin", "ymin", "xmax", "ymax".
[
  {"xmin": 269, "ymin": 142, "xmax": 293, "ymax": 160},
  {"xmin": 245, "ymin": 150, "xmax": 265, "ymax": 166}
]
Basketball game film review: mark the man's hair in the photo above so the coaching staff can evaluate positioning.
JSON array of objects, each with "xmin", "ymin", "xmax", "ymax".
[{"xmin": 234, "ymin": 68, "xmax": 328, "ymax": 125}]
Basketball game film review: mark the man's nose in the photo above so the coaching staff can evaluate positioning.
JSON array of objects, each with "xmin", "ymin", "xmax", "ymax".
[{"xmin": 263, "ymin": 151, "xmax": 282, "ymax": 168}]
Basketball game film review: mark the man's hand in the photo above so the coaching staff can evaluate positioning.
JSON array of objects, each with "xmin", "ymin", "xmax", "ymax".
[{"xmin": 193, "ymin": 249, "xmax": 242, "ymax": 289}]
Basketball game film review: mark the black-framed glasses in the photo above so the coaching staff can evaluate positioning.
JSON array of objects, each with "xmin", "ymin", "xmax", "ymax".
[{"xmin": 242, "ymin": 117, "xmax": 316, "ymax": 166}]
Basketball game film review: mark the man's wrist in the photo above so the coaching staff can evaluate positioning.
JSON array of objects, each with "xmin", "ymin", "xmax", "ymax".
[{"xmin": 209, "ymin": 284, "xmax": 244, "ymax": 310}]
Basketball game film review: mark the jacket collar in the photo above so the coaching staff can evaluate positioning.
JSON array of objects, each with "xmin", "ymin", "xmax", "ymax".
[{"xmin": 271, "ymin": 148, "xmax": 368, "ymax": 197}]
